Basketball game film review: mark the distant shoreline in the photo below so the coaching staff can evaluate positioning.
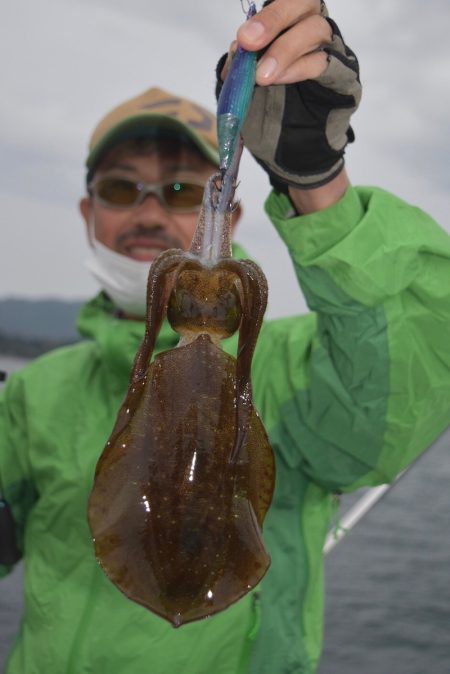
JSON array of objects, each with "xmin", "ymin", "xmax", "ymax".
[{"xmin": 0, "ymin": 297, "xmax": 82, "ymax": 353}]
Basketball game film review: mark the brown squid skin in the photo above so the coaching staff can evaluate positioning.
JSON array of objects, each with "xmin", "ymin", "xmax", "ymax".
[{"xmin": 88, "ymin": 250, "xmax": 275, "ymax": 628}]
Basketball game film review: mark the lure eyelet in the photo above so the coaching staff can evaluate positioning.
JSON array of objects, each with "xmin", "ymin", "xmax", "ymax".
[{"xmin": 240, "ymin": 0, "xmax": 256, "ymax": 15}]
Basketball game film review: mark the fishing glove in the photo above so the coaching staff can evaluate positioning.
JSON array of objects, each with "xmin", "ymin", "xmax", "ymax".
[{"xmin": 215, "ymin": 1, "xmax": 361, "ymax": 192}]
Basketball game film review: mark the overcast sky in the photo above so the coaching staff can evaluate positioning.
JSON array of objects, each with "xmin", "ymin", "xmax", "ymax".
[{"xmin": 1, "ymin": 0, "xmax": 449, "ymax": 318}]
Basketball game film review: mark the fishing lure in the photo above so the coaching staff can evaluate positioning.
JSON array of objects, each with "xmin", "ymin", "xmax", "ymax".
[
  {"xmin": 217, "ymin": 1, "xmax": 257, "ymax": 176},
  {"xmin": 88, "ymin": 1, "xmax": 275, "ymax": 629}
]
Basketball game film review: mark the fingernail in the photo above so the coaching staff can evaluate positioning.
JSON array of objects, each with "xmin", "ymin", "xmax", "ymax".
[
  {"xmin": 241, "ymin": 20, "xmax": 265, "ymax": 42},
  {"xmin": 257, "ymin": 56, "xmax": 277, "ymax": 80}
]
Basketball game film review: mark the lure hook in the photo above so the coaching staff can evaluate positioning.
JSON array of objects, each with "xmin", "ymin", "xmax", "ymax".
[{"xmin": 231, "ymin": 198, "xmax": 241, "ymax": 214}]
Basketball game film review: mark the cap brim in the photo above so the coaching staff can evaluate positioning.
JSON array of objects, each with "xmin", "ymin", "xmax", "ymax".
[{"xmin": 86, "ymin": 114, "xmax": 219, "ymax": 179}]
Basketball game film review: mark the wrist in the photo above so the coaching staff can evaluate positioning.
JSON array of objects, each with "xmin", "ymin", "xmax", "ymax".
[{"xmin": 287, "ymin": 168, "xmax": 350, "ymax": 216}]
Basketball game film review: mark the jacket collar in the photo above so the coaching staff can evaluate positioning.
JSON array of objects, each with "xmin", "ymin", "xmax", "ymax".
[
  {"xmin": 76, "ymin": 243, "xmax": 248, "ymax": 381},
  {"xmin": 76, "ymin": 293, "xmax": 176, "ymax": 381}
]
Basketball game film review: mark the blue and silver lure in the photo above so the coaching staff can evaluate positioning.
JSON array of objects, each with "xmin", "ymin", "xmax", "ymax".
[
  {"xmin": 217, "ymin": 1, "xmax": 258, "ymax": 179},
  {"xmin": 190, "ymin": 1, "xmax": 258, "ymax": 264}
]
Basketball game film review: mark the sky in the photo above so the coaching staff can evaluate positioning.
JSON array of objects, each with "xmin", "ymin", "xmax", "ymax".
[{"xmin": 1, "ymin": 0, "xmax": 449, "ymax": 318}]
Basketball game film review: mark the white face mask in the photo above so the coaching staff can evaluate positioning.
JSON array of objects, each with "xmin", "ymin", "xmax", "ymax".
[{"xmin": 85, "ymin": 228, "xmax": 152, "ymax": 318}]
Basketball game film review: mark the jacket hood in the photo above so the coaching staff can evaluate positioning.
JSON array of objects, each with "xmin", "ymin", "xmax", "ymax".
[{"xmin": 76, "ymin": 243, "xmax": 249, "ymax": 380}]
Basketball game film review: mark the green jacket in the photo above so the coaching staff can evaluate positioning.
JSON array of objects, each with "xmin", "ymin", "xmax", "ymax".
[{"xmin": 1, "ymin": 186, "xmax": 450, "ymax": 674}]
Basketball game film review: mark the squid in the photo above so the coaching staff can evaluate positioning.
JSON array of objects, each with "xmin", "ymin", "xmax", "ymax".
[{"xmin": 88, "ymin": 1, "xmax": 275, "ymax": 628}]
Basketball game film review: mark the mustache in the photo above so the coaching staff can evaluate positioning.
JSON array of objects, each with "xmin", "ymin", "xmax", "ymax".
[{"xmin": 117, "ymin": 225, "xmax": 183, "ymax": 249}]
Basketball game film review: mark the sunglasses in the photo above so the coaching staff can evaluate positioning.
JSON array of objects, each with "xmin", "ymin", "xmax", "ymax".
[{"xmin": 88, "ymin": 177, "xmax": 205, "ymax": 212}]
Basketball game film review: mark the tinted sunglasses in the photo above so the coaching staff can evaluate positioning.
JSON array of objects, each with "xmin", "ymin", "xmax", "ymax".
[{"xmin": 88, "ymin": 177, "xmax": 205, "ymax": 212}]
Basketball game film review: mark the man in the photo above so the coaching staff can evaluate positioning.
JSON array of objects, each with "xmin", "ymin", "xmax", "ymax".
[{"xmin": 1, "ymin": 1, "xmax": 450, "ymax": 673}]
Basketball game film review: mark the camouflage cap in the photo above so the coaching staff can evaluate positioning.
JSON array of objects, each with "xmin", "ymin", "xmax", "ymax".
[{"xmin": 86, "ymin": 87, "xmax": 219, "ymax": 180}]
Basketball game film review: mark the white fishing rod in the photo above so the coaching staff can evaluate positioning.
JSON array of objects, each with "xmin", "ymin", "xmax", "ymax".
[
  {"xmin": 323, "ymin": 426, "xmax": 449, "ymax": 555},
  {"xmin": 323, "ymin": 480, "xmax": 402, "ymax": 555}
]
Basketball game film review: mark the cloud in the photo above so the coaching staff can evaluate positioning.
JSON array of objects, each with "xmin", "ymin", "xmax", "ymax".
[{"xmin": 1, "ymin": 0, "xmax": 449, "ymax": 319}]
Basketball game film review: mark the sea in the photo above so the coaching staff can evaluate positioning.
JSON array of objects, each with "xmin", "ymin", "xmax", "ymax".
[{"xmin": 0, "ymin": 354, "xmax": 449, "ymax": 674}]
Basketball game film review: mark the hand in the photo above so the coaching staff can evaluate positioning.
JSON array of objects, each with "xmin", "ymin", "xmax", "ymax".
[
  {"xmin": 217, "ymin": 1, "xmax": 361, "ymax": 193},
  {"xmin": 238, "ymin": 0, "xmax": 331, "ymax": 86}
]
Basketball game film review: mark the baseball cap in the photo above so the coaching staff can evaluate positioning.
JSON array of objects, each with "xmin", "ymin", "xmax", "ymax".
[{"xmin": 86, "ymin": 87, "xmax": 219, "ymax": 180}]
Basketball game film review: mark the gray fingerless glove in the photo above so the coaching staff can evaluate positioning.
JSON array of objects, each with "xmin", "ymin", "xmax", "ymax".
[{"xmin": 216, "ymin": 2, "xmax": 361, "ymax": 192}]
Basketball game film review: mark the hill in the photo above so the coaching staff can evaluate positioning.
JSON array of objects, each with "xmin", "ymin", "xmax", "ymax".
[{"xmin": 0, "ymin": 298, "xmax": 84, "ymax": 357}]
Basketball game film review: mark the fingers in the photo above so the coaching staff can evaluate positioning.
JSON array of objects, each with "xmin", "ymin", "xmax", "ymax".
[
  {"xmin": 256, "ymin": 14, "xmax": 331, "ymax": 85},
  {"xmin": 235, "ymin": 0, "xmax": 331, "ymax": 86},
  {"xmin": 269, "ymin": 50, "xmax": 329, "ymax": 85},
  {"xmin": 237, "ymin": 0, "xmax": 321, "ymax": 52}
]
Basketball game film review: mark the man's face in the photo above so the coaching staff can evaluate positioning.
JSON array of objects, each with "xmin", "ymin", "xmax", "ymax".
[{"xmin": 80, "ymin": 139, "xmax": 216, "ymax": 262}]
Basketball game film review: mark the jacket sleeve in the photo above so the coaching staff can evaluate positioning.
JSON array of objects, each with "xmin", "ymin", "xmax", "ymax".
[
  {"xmin": 0, "ymin": 372, "xmax": 37, "ymax": 577},
  {"xmin": 253, "ymin": 185, "xmax": 450, "ymax": 493}
]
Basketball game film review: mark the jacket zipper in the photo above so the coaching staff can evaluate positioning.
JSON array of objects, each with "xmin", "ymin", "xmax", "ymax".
[{"xmin": 237, "ymin": 591, "xmax": 261, "ymax": 674}]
